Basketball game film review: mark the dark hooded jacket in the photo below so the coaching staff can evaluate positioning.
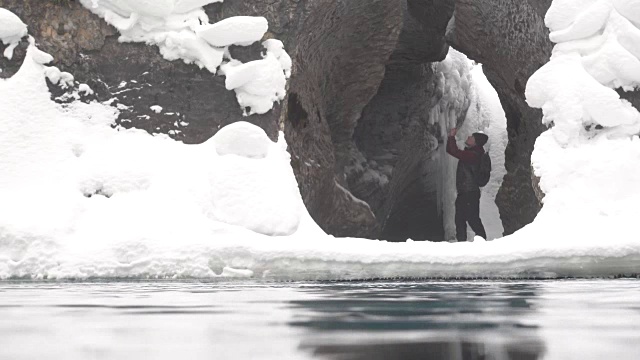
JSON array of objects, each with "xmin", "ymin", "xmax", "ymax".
[{"xmin": 446, "ymin": 135, "xmax": 485, "ymax": 194}]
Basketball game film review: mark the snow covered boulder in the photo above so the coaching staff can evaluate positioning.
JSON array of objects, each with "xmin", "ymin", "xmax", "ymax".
[
  {"xmin": 196, "ymin": 16, "xmax": 268, "ymax": 47},
  {"xmin": 212, "ymin": 121, "xmax": 271, "ymax": 159},
  {"xmin": 208, "ymin": 152, "xmax": 302, "ymax": 236},
  {"xmin": 0, "ymin": 8, "xmax": 28, "ymax": 59},
  {"xmin": 208, "ymin": 123, "xmax": 302, "ymax": 236},
  {"xmin": 262, "ymin": 39, "xmax": 292, "ymax": 78},
  {"xmin": 222, "ymin": 53, "xmax": 287, "ymax": 115}
]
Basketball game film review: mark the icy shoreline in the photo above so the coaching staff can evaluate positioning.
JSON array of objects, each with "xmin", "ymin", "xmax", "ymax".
[{"xmin": 4, "ymin": 233, "xmax": 640, "ymax": 280}]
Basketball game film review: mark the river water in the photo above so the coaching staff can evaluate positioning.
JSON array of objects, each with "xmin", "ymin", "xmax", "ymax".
[{"xmin": 0, "ymin": 280, "xmax": 638, "ymax": 360}]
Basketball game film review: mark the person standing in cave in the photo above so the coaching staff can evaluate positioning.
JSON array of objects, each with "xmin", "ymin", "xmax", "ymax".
[{"xmin": 446, "ymin": 128, "xmax": 489, "ymax": 242}]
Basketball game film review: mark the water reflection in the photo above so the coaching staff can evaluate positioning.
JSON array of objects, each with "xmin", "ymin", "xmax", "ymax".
[
  {"xmin": 302, "ymin": 338, "xmax": 544, "ymax": 360},
  {"xmin": 291, "ymin": 282, "xmax": 546, "ymax": 359},
  {"xmin": 0, "ymin": 280, "xmax": 639, "ymax": 359}
]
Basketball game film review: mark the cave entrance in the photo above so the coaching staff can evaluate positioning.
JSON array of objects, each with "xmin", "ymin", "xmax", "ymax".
[{"xmin": 350, "ymin": 52, "xmax": 507, "ymax": 243}]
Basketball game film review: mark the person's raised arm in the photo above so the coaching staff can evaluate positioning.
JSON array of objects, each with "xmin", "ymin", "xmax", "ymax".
[{"xmin": 446, "ymin": 129, "xmax": 479, "ymax": 164}]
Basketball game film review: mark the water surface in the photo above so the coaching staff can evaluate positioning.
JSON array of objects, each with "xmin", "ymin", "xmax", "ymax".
[{"xmin": 0, "ymin": 280, "xmax": 639, "ymax": 359}]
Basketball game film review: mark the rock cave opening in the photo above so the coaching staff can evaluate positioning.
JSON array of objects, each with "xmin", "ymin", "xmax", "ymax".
[
  {"xmin": 281, "ymin": 0, "xmax": 553, "ymax": 242},
  {"xmin": 348, "ymin": 54, "xmax": 508, "ymax": 243}
]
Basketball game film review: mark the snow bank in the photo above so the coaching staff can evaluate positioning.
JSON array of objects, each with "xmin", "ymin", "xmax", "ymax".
[
  {"xmin": 77, "ymin": 0, "xmax": 290, "ymax": 115},
  {"xmin": 0, "ymin": 8, "xmax": 27, "ymax": 60},
  {"xmin": 523, "ymin": 0, "xmax": 640, "ymax": 245}
]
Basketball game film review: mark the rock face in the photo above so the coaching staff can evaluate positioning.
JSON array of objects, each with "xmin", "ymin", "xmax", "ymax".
[
  {"xmin": 0, "ymin": 0, "xmax": 559, "ymax": 238},
  {"xmin": 350, "ymin": 63, "xmax": 444, "ymax": 241},
  {"xmin": 447, "ymin": 0, "xmax": 553, "ymax": 235},
  {"xmin": 346, "ymin": 0, "xmax": 458, "ymax": 241},
  {"xmin": 282, "ymin": 1, "xmax": 403, "ymax": 238},
  {"xmin": 0, "ymin": 0, "xmax": 280, "ymax": 143},
  {"xmin": 618, "ymin": 89, "xmax": 640, "ymax": 114}
]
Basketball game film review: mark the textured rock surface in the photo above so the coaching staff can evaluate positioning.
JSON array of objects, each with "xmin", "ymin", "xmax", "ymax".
[
  {"xmin": 350, "ymin": 63, "xmax": 443, "ymax": 241},
  {"xmin": 346, "ymin": 0, "xmax": 458, "ymax": 241},
  {"xmin": 344, "ymin": 0, "xmax": 457, "ymax": 241},
  {"xmin": 390, "ymin": 0, "xmax": 454, "ymax": 64},
  {"xmin": 0, "ymin": 0, "xmax": 281, "ymax": 143},
  {"xmin": 447, "ymin": 0, "xmax": 553, "ymax": 235},
  {"xmin": 283, "ymin": 1, "xmax": 403, "ymax": 238}
]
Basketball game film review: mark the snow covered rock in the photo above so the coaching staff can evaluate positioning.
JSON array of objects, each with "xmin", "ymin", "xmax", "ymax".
[
  {"xmin": 546, "ymin": 0, "xmax": 612, "ymax": 43},
  {"xmin": 76, "ymin": 0, "xmax": 289, "ymax": 115},
  {"xmin": 524, "ymin": 0, "xmax": 640, "ymax": 246},
  {"xmin": 262, "ymin": 39, "xmax": 292, "ymax": 78},
  {"xmin": 196, "ymin": 16, "xmax": 268, "ymax": 47},
  {"xmin": 0, "ymin": 36, "xmax": 311, "ymax": 272},
  {"xmin": 529, "ymin": 0, "xmax": 640, "ymax": 144},
  {"xmin": 212, "ymin": 121, "xmax": 270, "ymax": 159},
  {"xmin": 222, "ymin": 52, "xmax": 287, "ymax": 115},
  {"xmin": 0, "ymin": 8, "xmax": 28, "ymax": 60}
]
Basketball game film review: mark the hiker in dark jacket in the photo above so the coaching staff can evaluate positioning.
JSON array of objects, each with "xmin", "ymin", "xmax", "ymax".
[{"xmin": 446, "ymin": 128, "xmax": 488, "ymax": 242}]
